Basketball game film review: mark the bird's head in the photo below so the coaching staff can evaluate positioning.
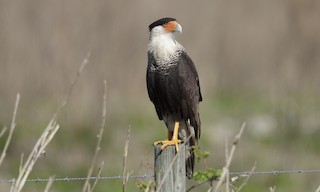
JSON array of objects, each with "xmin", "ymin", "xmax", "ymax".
[
  {"xmin": 148, "ymin": 18, "xmax": 184, "ymax": 57},
  {"xmin": 149, "ymin": 17, "xmax": 182, "ymax": 37}
]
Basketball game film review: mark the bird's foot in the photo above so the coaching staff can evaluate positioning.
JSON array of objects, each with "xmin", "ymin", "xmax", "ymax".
[{"xmin": 154, "ymin": 139, "xmax": 182, "ymax": 152}]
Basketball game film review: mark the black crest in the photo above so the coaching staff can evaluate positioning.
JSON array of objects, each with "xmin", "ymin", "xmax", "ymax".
[{"xmin": 149, "ymin": 17, "xmax": 177, "ymax": 31}]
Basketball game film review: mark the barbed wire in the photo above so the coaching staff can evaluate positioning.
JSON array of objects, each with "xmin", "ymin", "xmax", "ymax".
[
  {"xmin": 1, "ymin": 169, "xmax": 320, "ymax": 184},
  {"xmin": 230, "ymin": 169, "xmax": 320, "ymax": 175},
  {"xmin": 0, "ymin": 175, "xmax": 153, "ymax": 184}
]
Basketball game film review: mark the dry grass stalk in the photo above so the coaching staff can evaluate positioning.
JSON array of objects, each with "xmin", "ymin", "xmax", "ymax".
[
  {"xmin": 10, "ymin": 53, "xmax": 89, "ymax": 192},
  {"xmin": 187, "ymin": 177, "xmax": 210, "ymax": 192},
  {"xmin": 91, "ymin": 161, "xmax": 104, "ymax": 191},
  {"xmin": 43, "ymin": 176, "xmax": 55, "ymax": 192},
  {"xmin": 213, "ymin": 122, "xmax": 246, "ymax": 192},
  {"xmin": 19, "ymin": 154, "xmax": 24, "ymax": 174},
  {"xmin": 144, "ymin": 180, "xmax": 153, "ymax": 192},
  {"xmin": 0, "ymin": 93, "xmax": 20, "ymax": 167},
  {"xmin": 235, "ymin": 162, "xmax": 256, "ymax": 192},
  {"xmin": 82, "ymin": 80, "xmax": 107, "ymax": 192},
  {"xmin": 269, "ymin": 186, "xmax": 276, "ymax": 192},
  {"xmin": 122, "ymin": 126, "xmax": 131, "ymax": 192},
  {"xmin": 225, "ymin": 138, "xmax": 230, "ymax": 192},
  {"xmin": 60, "ymin": 52, "xmax": 90, "ymax": 110},
  {"xmin": 0, "ymin": 126, "xmax": 7, "ymax": 138},
  {"xmin": 315, "ymin": 185, "xmax": 320, "ymax": 192},
  {"xmin": 10, "ymin": 117, "xmax": 60, "ymax": 192}
]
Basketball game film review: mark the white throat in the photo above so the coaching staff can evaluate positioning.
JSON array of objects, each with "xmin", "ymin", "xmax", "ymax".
[{"xmin": 148, "ymin": 26, "xmax": 184, "ymax": 60}]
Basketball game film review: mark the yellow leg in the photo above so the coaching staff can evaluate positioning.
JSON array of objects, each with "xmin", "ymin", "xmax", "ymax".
[
  {"xmin": 154, "ymin": 121, "xmax": 182, "ymax": 152},
  {"xmin": 172, "ymin": 121, "xmax": 179, "ymax": 140}
]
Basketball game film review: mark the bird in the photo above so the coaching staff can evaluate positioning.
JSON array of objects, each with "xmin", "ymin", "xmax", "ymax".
[{"xmin": 146, "ymin": 17, "xmax": 202, "ymax": 178}]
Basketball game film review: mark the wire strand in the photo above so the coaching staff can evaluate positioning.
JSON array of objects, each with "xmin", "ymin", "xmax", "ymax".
[
  {"xmin": 1, "ymin": 169, "xmax": 320, "ymax": 184},
  {"xmin": 0, "ymin": 175, "xmax": 153, "ymax": 184},
  {"xmin": 230, "ymin": 169, "xmax": 320, "ymax": 175}
]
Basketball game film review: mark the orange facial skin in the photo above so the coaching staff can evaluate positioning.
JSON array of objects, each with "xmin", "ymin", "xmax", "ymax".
[{"xmin": 164, "ymin": 21, "xmax": 178, "ymax": 32}]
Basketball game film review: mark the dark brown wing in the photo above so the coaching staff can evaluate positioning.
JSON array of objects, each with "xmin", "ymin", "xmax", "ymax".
[
  {"xmin": 177, "ymin": 51, "xmax": 202, "ymax": 140},
  {"xmin": 147, "ymin": 52, "xmax": 179, "ymax": 121},
  {"xmin": 146, "ymin": 53, "xmax": 163, "ymax": 120}
]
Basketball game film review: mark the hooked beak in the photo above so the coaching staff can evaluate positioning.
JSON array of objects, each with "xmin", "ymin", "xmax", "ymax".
[{"xmin": 175, "ymin": 23, "xmax": 182, "ymax": 34}]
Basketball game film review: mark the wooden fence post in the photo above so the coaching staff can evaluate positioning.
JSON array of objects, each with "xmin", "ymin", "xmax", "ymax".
[{"xmin": 154, "ymin": 143, "xmax": 186, "ymax": 192}]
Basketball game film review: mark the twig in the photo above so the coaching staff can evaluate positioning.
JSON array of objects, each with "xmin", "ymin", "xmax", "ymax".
[
  {"xmin": 315, "ymin": 185, "xmax": 320, "ymax": 192},
  {"xmin": 144, "ymin": 180, "xmax": 153, "ymax": 192},
  {"xmin": 0, "ymin": 126, "xmax": 7, "ymax": 138},
  {"xmin": 187, "ymin": 179, "xmax": 210, "ymax": 192},
  {"xmin": 11, "ymin": 118, "xmax": 60, "ymax": 192},
  {"xmin": 187, "ymin": 161, "xmax": 255, "ymax": 192},
  {"xmin": 11, "ymin": 53, "xmax": 89, "ymax": 192},
  {"xmin": 91, "ymin": 161, "xmax": 104, "ymax": 192},
  {"xmin": 225, "ymin": 138, "xmax": 229, "ymax": 192},
  {"xmin": 19, "ymin": 154, "xmax": 24, "ymax": 174},
  {"xmin": 0, "ymin": 94, "xmax": 20, "ymax": 167},
  {"xmin": 235, "ymin": 162, "xmax": 256, "ymax": 192},
  {"xmin": 269, "ymin": 186, "xmax": 276, "ymax": 192},
  {"xmin": 213, "ymin": 122, "xmax": 246, "ymax": 192},
  {"xmin": 60, "ymin": 52, "xmax": 90, "ymax": 110},
  {"xmin": 43, "ymin": 176, "xmax": 55, "ymax": 192},
  {"xmin": 122, "ymin": 126, "xmax": 131, "ymax": 192},
  {"xmin": 82, "ymin": 80, "xmax": 107, "ymax": 192}
]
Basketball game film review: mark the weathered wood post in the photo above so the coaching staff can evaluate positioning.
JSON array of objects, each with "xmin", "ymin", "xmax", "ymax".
[{"xmin": 154, "ymin": 143, "xmax": 186, "ymax": 192}]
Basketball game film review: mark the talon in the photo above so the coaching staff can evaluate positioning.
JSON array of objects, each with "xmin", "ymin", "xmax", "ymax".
[
  {"xmin": 154, "ymin": 121, "xmax": 181, "ymax": 152},
  {"xmin": 160, "ymin": 139, "xmax": 182, "ymax": 152},
  {"xmin": 154, "ymin": 140, "xmax": 169, "ymax": 146}
]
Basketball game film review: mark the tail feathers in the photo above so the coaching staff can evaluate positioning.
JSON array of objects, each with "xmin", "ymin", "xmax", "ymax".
[
  {"xmin": 179, "ymin": 120, "xmax": 196, "ymax": 179},
  {"xmin": 186, "ymin": 148, "xmax": 195, "ymax": 179}
]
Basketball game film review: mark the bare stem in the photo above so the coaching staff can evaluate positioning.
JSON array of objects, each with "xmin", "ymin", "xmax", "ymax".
[
  {"xmin": 0, "ymin": 126, "xmax": 8, "ymax": 138},
  {"xmin": 213, "ymin": 122, "xmax": 246, "ymax": 192},
  {"xmin": 11, "ymin": 53, "xmax": 89, "ymax": 192},
  {"xmin": 82, "ymin": 80, "xmax": 107, "ymax": 192},
  {"xmin": 235, "ymin": 162, "xmax": 256, "ymax": 192},
  {"xmin": 0, "ymin": 93, "xmax": 20, "ymax": 167},
  {"xmin": 44, "ymin": 176, "xmax": 55, "ymax": 192},
  {"xmin": 11, "ymin": 118, "xmax": 60, "ymax": 192},
  {"xmin": 269, "ymin": 186, "xmax": 276, "ymax": 192},
  {"xmin": 91, "ymin": 161, "xmax": 104, "ymax": 192},
  {"xmin": 60, "ymin": 52, "xmax": 90, "ymax": 110},
  {"xmin": 122, "ymin": 126, "xmax": 131, "ymax": 192}
]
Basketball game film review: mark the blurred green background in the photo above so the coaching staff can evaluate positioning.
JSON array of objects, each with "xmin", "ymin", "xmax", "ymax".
[{"xmin": 0, "ymin": 0, "xmax": 320, "ymax": 191}]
